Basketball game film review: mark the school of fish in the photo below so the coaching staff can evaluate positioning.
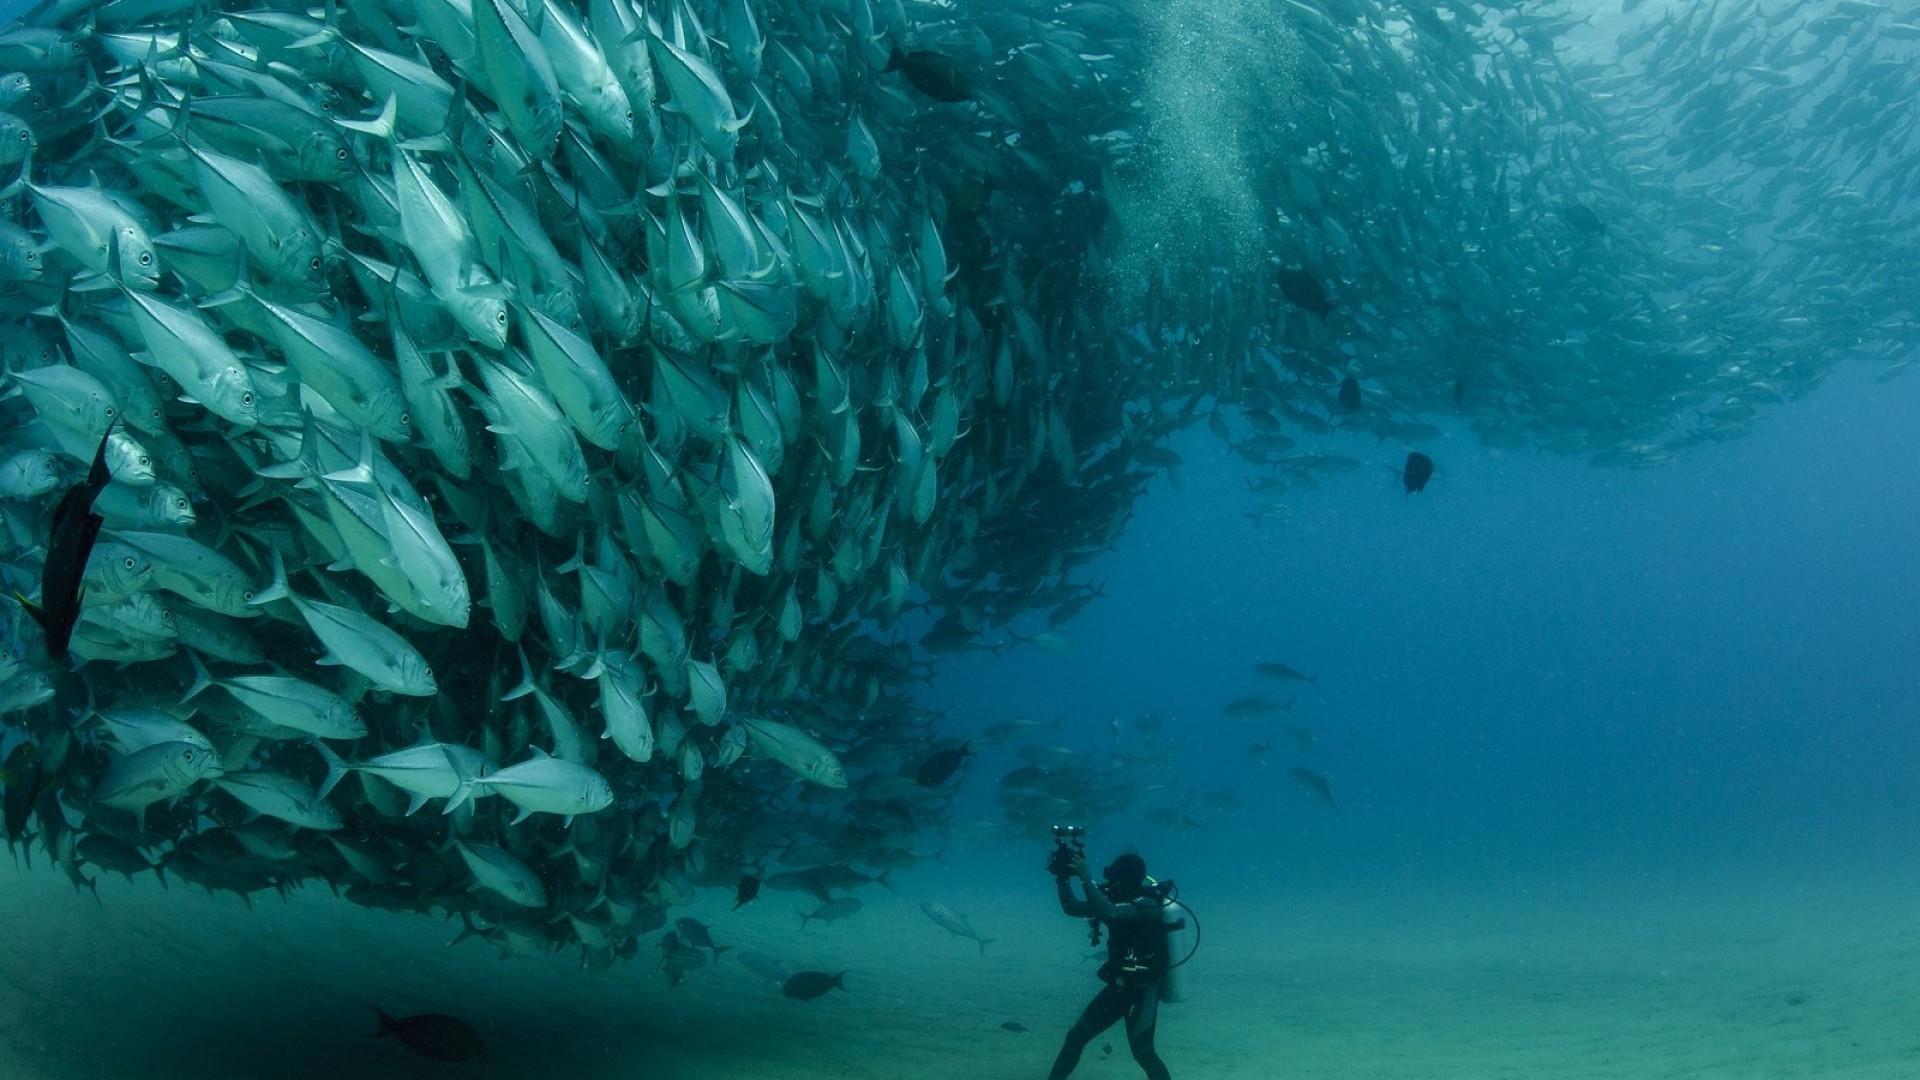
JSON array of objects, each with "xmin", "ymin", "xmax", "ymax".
[{"xmin": 0, "ymin": 0, "xmax": 1912, "ymax": 966}]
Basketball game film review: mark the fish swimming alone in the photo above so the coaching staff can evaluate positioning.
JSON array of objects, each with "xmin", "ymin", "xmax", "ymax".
[{"xmin": 782, "ymin": 971, "xmax": 849, "ymax": 1001}]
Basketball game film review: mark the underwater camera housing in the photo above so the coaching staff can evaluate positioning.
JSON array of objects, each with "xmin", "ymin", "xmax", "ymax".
[{"xmin": 1048, "ymin": 824, "xmax": 1087, "ymax": 878}]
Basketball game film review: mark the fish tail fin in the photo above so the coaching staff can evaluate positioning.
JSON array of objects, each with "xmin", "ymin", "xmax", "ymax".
[
  {"xmin": 978, "ymin": 937, "xmax": 995, "ymax": 957},
  {"xmin": 796, "ymin": 910, "xmax": 810, "ymax": 930},
  {"xmin": 500, "ymin": 645, "xmax": 537, "ymax": 701},
  {"xmin": 181, "ymin": 650, "xmax": 216, "ymax": 703},
  {"xmin": 322, "ymin": 427, "xmax": 376, "ymax": 486},
  {"xmin": 335, "ymin": 93, "xmax": 397, "ymax": 139},
  {"xmin": 370, "ymin": 1006, "xmax": 395, "ymax": 1038},
  {"xmin": 554, "ymin": 532, "xmax": 587, "ymax": 575},
  {"xmin": 833, "ymin": 972, "xmax": 848, "ymax": 991},
  {"xmin": 12, "ymin": 592, "xmax": 45, "ymax": 632},
  {"xmin": 877, "ymin": 867, "xmax": 896, "ymax": 892},
  {"xmin": 441, "ymin": 745, "xmax": 478, "ymax": 815},
  {"xmin": 87, "ymin": 421, "xmax": 114, "ymax": 487},
  {"xmin": 251, "ymin": 548, "xmax": 290, "ymax": 606},
  {"xmin": 314, "ymin": 741, "xmax": 349, "ymax": 801}
]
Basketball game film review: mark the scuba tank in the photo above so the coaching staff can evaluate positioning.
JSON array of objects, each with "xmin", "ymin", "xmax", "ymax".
[{"xmin": 1143, "ymin": 876, "xmax": 1198, "ymax": 1004}]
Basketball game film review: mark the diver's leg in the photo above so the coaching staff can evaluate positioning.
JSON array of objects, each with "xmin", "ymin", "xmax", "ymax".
[
  {"xmin": 1047, "ymin": 985, "xmax": 1128, "ymax": 1080},
  {"xmin": 1124, "ymin": 984, "xmax": 1172, "ymax": 1080}
]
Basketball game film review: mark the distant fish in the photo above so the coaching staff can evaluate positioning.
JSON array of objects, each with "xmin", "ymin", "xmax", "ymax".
[
  {"xmin": 3, "ymin": 742, "xmax": 44, "ymax": 857},
  {"xmin": 1402, "ymin": 452, "xmax": 1435, "ymax": 494},
  {"xmin": 1288, "ymin": 768, "xmax": 1338, "ymax": 811},
  {"xmin": 738, "ymin": 950, "xmax": 790, "ymax": 985},
  {"xmin": 1337, "ymin": 375, "xmax": 1362, "ymax": 413},
  {"xmin": 798, "ymin": 896, "xmax": 863, "ymax": 929},
  {"xmin": 1276, "ymin": 268, "xmax": 1334, "ymax": 317},
  {"xmin": 1253, "ymin": 662, "xmax": 1316, "ymax": 684},
  {"xmin": 1001, "ymin": 1020, "xmax": 1030, "ymax": 1033},
  {"xmin": 782, "ymin": 970, "xmax": 849, "ymax": 1000},
  {"xmin": 885, "ymin": 47, "xmax": 973, "ymax": 102},
  {"xmin": 915, "ymin": 742, "xmax": 973, "ymax": 787},
  {"xmin": 371, "ymin": 1008, "xmax": 486, "ymax": 1063},
  {"xmin": 674, "ymin": 917, "xmax": 729, "ymax": 960},
  {"xmin": 1223, "ymin": 695, "xmax": 1291, "ymax": 720},
  {"xmin": 920, "ymin": 900, "xmax": 996, "ymax": 956},
  {"xmin": 733, "ymin": 872, "xmax": 761, "ymax": 910},
  {"xmin": 1561, "ymin": 202, "xmax": 1606, "ymax": 235}
]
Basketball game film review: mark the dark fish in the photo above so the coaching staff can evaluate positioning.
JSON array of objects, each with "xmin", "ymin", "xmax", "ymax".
[
  {"xmin": 2, "ymin": 743, "xmax": 42, "ymax": 855},
  {"xmin": 1288, "ymin": 768, "xmax": 1338, "ymax": 811},
  {"xmin": 1001, "ymin": 1021, "xmax": 1029, "ymax": 1033},
  {"xmin": 1223, "ymin": 695, "xmax": 1290, "ymax": 719},
  {"xmin": 1562, "ymin": 203, "xmax": 1605, "ymax": 234},
  {"xmin": 798, "ymin": 896, "xmax": 863, "ymax": 929},
  {"xmin": 782, "ymin": 970, "xmax": 848, "ymax": 1000},
  {"xmin": 1402, "ymin": 451, "xmax": 1434, "ymax": 494},
  {"xmin": 17, "ymin": 424, "xmax": 114, "ymax": 660},
  {"xmin": 371, "ymin": 1008, "xmax": 486, "ymax": 1062},
  {"xmin": 1253, "ymin": 662, "xmax": 1316, "ymax": 684},
  {"xmin": 915, "ymin": 741, "xmax": 972, "ymax": 786},
  {"xmin": 733, "ymin": 872, "xmax": 761, "ymax": 910},
  {"xmin": 1276, "ymin": 268, "xmax": 1333, "ymax": 317},
  {"xmin": 885, "ymin": 47, "xmax": 972, "ymax": 102},
  {"xmin": 1337, "ymin": 375, "xmax": 1362, "ymax": 412},
  {"xmin": 674, "ymin": 917, "xmax": 729, "ymax": 959}
]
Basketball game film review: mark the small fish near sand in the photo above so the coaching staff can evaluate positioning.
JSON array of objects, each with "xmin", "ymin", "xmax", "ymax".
[
  {"xmin": 1289, "ymin": 768, "xmax": 1339, "ymax": 811},
  {"xmin": 734, "ymin": 873, "xmax": 761, "ymax": 910},
  {"xmin": 783, "ymin": 971, "xmax": 849, "ymax": 1001},
  {"xmin": 371, "ymin": 1008, "xmax": 486, "ymax": 1063},
  {"xmin": 1253, "ymin": 662, "xmax": 1317, "ymax": 684},
  {"xmin": 1001, "ymin": 1021, "xmax": 1030, "ymax": 1033},
  {"xmin": 920, "ymin": 900, "xmax": 996, "ymax": 956},
  {"xmin": 799, "ymin": 897, "xmax": 863, "ymax": 929},
  {"xmin": 1402, "ymin": 451, "xmax": 1435, "ymax": 494},
  {"xmin": 674, "ymin": 917, "xmax": 730, "ymax": 960}
]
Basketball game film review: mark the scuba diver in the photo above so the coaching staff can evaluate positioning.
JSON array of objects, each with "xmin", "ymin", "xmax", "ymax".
[{"xmin": 1046, "ymin": 832, "xmax": 1180, "ymax": 1080}]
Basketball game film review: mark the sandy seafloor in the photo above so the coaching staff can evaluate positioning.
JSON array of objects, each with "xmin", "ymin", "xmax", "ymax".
[{"xmin": 0, "ymin": 853, "xmax": 1916, "ymax": 1079}]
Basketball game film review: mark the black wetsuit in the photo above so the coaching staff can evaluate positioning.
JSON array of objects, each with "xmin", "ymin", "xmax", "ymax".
[{"xmin": 1048, "ymin": 881, "xmax": 1173, "ymax": 1080}]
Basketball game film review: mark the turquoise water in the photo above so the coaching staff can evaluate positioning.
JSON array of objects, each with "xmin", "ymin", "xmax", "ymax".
[{"xmin": 1, "ymin": 0, "xmax": 1917, "ymax": 1075}]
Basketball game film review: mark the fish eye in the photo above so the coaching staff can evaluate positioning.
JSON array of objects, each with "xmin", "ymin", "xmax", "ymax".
[
  {"xmin": 139, "ymin": 252, "xmax": 151, "ymax": 266},
  {"xmin": 175, "ymin": 498, "xmax": 187, "ymax": 510},
  {"xmin": 400, "ymin": 412, "xmax": 411, "ymax": 426},
  {"xmin": 242, "ymin": 590, "xmax": 255, "ymax": 602},
  {"xmin": 183, "ymin": 750, "xmax": 195, "ymax": 761},
  {"xmin": 123, "ymin": 557, "xmax": 135, "ymax": 570},
  {"xmin": 242, "ymin": 392, "xmax": 254, "ymax": 405},
  {"xmin": 336, "ymin": 147, "xmax": 349, "ymax": 160},
  {"xmin": 16, "ymin": 131, "xmax": 24, "ymax": 141},
  {"xmin": 485, "ymin": 135, "xmax": 496, "ymax": 149},
  {"xmin": 104, "ymin": 405, "xmax": 115, "ymax": 417},
  {"xmin": 139, "ymin": 455, "xmax": 149, "ymax": 466},
  {"xmin": 495, "ymin": 311, "xmax": 508, "ymax": 324},
  {"xmin": 310, "ymin": 257, "xmax": 322, "ymax": 271}
]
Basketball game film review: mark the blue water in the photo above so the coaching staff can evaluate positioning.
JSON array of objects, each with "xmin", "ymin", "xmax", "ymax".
[{"xmin": 935, "ymin": 363, "xmax": 1920, "ymax": 906}]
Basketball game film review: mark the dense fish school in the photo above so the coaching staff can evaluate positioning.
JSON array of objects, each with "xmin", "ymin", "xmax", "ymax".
[{"xmin": 0, "ymin": 0, "xmax": 1913, "ymax": 967}]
